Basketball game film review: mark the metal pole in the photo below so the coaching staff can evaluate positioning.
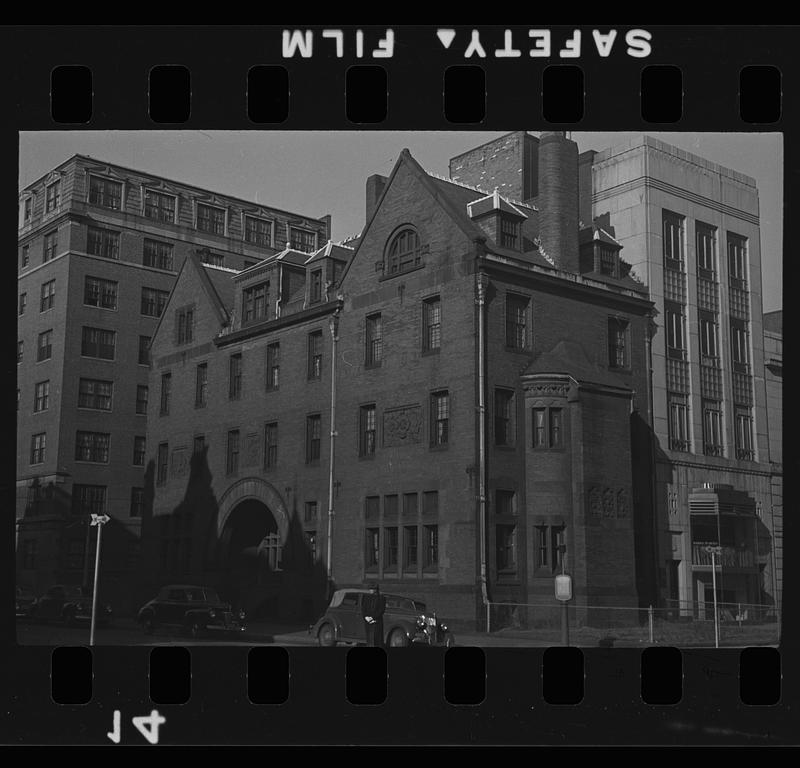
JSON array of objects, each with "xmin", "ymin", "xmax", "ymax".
[
  {"xmin": 711, "ymin": 549, "xmax": 720, "ymax": 649},
  {"xmin": 648, "ymin": 604, "xmax": 654, "ymax": 644},
  {"xmin": 486, "ymin": 601, "xmax": 491, "ymax": 634},
  {"xmin": 476, "ymin": 270, "xmax": 490, "ymax": 619},
  {"xmin": 561, "ymin": 601, "xmax": 569, "ymax": 647},
  {"xmin": 326, "ymin": 312, "xmax": 339, "ymax": 599},
  {"xmin": 82, "ymin": 516, "xmax": 92, "ymax": 588},
  {"xmin": 89, "ymin": 520, "xmax": 104, "ymax": 647}
]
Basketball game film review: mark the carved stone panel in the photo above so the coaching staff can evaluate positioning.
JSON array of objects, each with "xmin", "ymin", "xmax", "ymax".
[
  {"xmin": 587, "ymin": 486, "xmax": 631, "ymax": 521},
  {"xmin": 383, "ymin": 405, "xmax": 422, "ymax": 447}
]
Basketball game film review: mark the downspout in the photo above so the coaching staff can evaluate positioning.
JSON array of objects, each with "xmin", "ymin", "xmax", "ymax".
[
  {"xmin": 475, "ymin": 250, "xmax": 490, "ymax": 616},
  {"xmin": 326, "ymin": 309, "xmax": 340, "ymax": 598},
  {"xmin": 645, "ymin": 312, "xmax": 660, "ymax": 608}
]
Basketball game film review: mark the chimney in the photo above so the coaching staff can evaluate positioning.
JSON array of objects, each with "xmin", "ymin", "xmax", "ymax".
[
  {"xmin": 366, "ymin": 174, "xmax": 388, "ymax": 224},
  {"xmin": 537, "ymin": 131, "xmax": 579, "ymax": 272}
]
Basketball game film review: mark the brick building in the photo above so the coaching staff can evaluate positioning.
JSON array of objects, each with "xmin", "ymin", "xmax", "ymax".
[
  {"xmin": 16, "ymin": 154, "xmax": 329, "ymax": 613},
  {"xmin": 144, "ymin": 133, "xmax": 658, "ymax": 628}
]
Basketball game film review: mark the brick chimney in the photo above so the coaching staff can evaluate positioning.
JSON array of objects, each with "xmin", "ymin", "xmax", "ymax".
[
  {"xmin": 537, "ymin": 131, "xmax": 579, "ymax": 272},
  {"xmin": 366, "ymin": 174, "xmax": 388, "ymax": 224}
]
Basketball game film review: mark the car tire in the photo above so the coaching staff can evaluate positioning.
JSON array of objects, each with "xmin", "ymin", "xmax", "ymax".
[
  {"xmin": 388, "ymin": 628, "xmax": 409, "ymax": 648},
  {"xmin": 317, "ymin": 623, "xmax": 336, "ymax": 647},
  {"xmin": 142, "ymin": 616, "xmax": 155, "ymax": 635}
]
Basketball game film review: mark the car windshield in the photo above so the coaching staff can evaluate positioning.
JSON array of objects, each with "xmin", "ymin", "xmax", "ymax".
[
  {"xmin": 185, "ymin": 588, "xmax": 207, "ymax": 602},
  {"xmin": 385, "ymin": 596, "xmax": 416, "ymax": 612},
  {"xmin": 202, "ymin": 589, "xmax": 221, "ymax": 603},
  {"xmin": 65, "ymin": 586, "xmax": 84, "ymax": 598}
]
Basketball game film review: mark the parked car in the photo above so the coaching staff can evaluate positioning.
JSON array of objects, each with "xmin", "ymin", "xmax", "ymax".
[
  {"xmin": 29, "ymin": 584, "xmax": 113, "ymax": 626},
  {"xmin": 137, "ymin": 585, "xmax": 246, "ymax": 638},
  {"xmin": 310, "ymin": 589, "xmax": 455, "ymax": 648},
  {"xmin": 15, "ymin": 586, "xmax": 37, "ymax": 619}
]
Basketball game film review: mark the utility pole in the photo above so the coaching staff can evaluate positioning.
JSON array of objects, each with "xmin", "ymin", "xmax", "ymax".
[{"xmin": 89, "ymin": 513, "xmax": 110, "ymax": 646}]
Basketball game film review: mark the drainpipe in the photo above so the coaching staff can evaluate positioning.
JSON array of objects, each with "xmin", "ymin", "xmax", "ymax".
[
  {"xmin": 475, "ymin": 263, "xmax": 490, "ymax": 617},
  {"xmin": 326, "ymin": 310, "xmax": 340, "ymax": 597}
]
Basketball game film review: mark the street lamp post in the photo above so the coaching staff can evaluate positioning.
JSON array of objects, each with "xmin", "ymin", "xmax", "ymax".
[
  {"xmin": 706, "ymin": 544, "xmax": 722, "ymax": 648},
  {"xmin": 89, "ymin": 513, "xmax": 110, "ymax": 646}
]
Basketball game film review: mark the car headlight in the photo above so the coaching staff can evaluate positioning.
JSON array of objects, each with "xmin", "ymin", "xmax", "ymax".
[
  {"xmin": 238, "ymin": 609, "xmax": 246, "ymax": 621},
  {"xmin": 208, "ymin": 609, "xmax": 216, "ymax": 619}
]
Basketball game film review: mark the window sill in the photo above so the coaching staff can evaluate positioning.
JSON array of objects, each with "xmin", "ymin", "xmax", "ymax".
[
  {"xmin": 504, "ymin": 346, "xmax": 531, "ymax": 354},
  {"xmin": 358, "ymin": 454, "xmax": 376, "ymax": 461},
  {"xmin": 608, "ymin": 365, "xmax": 632, "ymax": 374},
  {"xmin": 364, "ymin": 361, "xmax": 382, "ymax": 370},
  {"xmin": 429, "ymin": 443, "xmax": 449, "ymax": 452},
  {"xmin": 421, "ymin": 348, "xmax": 441, "ymax": 357}
]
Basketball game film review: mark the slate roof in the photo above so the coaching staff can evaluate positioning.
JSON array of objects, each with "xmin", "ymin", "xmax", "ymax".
[{"xmin": 524, "ymin": 339, "xmax": 632, "ymax": 390}]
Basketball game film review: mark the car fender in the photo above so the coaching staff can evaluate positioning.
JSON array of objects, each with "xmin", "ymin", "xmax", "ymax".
[
  {"xmin": 384, "ymin": 621, "xmax": 413, "ymax": 642},
  {"xmin": 183, "ymin": 608, "xmax": 211, "ymax": 624}
]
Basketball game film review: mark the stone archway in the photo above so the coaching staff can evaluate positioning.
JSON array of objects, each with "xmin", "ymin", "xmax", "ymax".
[{"xmin": 216, "ymin": 477, "xmax": 289, "ymax": 543}]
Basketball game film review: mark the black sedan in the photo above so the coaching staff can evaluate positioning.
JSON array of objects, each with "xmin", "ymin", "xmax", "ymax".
[
  {"xmin": 29, "ymin": 584, "xmax": 113, "ymax": 626},
  {"xmin": 137, "ymin": 584, "xmax": 246, "ymax": 638}
]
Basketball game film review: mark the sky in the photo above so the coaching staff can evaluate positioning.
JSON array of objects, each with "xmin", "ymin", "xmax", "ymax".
[{"xmin": 19, "ymin": 130, "xmax": 782, "ymax": 311}]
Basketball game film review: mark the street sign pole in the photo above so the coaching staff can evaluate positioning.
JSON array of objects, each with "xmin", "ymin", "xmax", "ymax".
[
  {"xmin": 89, "ymin": 513, "xmax": 110, "ymax": 647},
  {"xmin": 711, "ymin": 548, "xmax": 720, "ymax": 649}
]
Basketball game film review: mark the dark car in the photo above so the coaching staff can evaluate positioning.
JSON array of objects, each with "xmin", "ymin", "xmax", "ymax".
[
  {"xmin": 310, "ymin": 589, "xmax": 455, "ymax": 648},
  {"xmin": 15, "ymin": 586, "xmax": 37, "ymax": 620},
  {"xmin": 137, "ymin": 585, "xmax": 246, "ymax": 638},
  {"xmin": 29, "ymin": 584, "xmax": 113, "ymax": 626}
]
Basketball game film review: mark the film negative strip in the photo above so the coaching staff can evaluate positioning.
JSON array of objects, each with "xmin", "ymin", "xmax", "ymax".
[{"xmin": 2, "ymin": 25, "xmax": 796, "ymax": 746}]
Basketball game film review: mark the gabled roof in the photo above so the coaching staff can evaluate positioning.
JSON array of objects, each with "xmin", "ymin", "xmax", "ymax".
[
  {"xmin": 579, "ymin": 224, "xmax": 622, "ymax": 248},
  {"xmin": 524, "ymin": 339, "xmax": 632, "ymax": 391},
  {"xmin": 467, "ymin": 189, "xmax": 529, "ymax": 220},
  {"xmin": 202, "ymin": 263, "xmax": 237, "ymax": 315},
  {"xmin": 267, "ymin": 247, "xmax": 310, "ymax": 267},
  {"xmin": 305, "ymin": 240, "xmax": 355, "ymax": 265}
]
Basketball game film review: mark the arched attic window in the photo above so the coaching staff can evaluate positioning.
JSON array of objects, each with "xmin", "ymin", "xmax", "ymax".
[{"xmin": 385, "ymin": 226, "xmax": 427, "ymax": 276}]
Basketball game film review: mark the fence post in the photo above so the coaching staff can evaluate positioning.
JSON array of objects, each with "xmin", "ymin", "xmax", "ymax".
[{"xmin": 648, "ymin": 604, "xmax": 654, "ymax": 645}]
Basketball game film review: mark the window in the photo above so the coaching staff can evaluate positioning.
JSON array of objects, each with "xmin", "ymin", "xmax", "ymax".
[
  {"xmin": 699, "ymin": 312, "xmax": 719, "ymax": 360},
  {"xmin": 244, "ymin": 215, "xmax": 272, "ymax": 247},
  {"xmin": 702, "ymin": 399, "xmax": 724, "ymax": 457},
  {"xmin": 89, "ymin": 176, "xmax": 122, "ymax": 210},
  {"xmin": 599, "ymin": 245, "xmax": 618, "ymax": 277},
  {"xmin": 143, "ymin": 239, "xmax": 174, "ymax": 271},
  {"xmin": 18, "ymin": 293, "xmax": 26, "ymax": 316},
  {"xmin": 30, "ymin": 433, "xmax": 46, "ymax": 464},
  {"xmin": 495, "ymin": 490, "xmax": 515, "ymax": 516},
  {"xmin": 365, "ymin": 528, "xmax": 380, "ymax": 570},
  {"xmin": 535, "ymin": 526, "xmax": 549, "ymax": 569},
  {"xmin": 663, "ymin": 211, "xmax": 684, "ymax": 269},
  {"xmin": 23, "ymin": 197, "xmax": 32, "ymax": 224},
  {"xmin": 43, "ymin": 230, "xmax": 58, "ymax": 262},
  {"xmin": 21, "ymin": 540, "xmax": 37, "ymax": 570},
  {"xmin": 423, "ymin": 490, "xmax": 439, "ymax": 518},
  {"xmin": 82, "ymin": 326, "xmax": 115, "ymax": 359},
  {"xmin": 696, "ymin": 222, "xmax": 717, "ymax": 276},
  {"xmin": 141, "ymin": 287, "xmax": 169, "ymax": 317},
  {"xmin": 17, "ymin": 341, "xmax": 23, "ymax": 364},
  {"xmin": 261, "ymin": 534, "xmax": 282, "ymax": 571},
  {"xmin": 160, "ymin": 373, "xmax": 171, "ymax": 415},
  {"xmin": 304, "ymin": 501, "xmax": 318, "ymax": 523},
  {"xmin": 668, "ymin": 392, "xmax": 690, "ymax": 452},
  {"xmin": 229, "ymin": 353, "xmax": 242, "ymax": 399},
  {"xmin": 423, "ymin": 295, "xmax": 441, "ymax": 352},
  {"xmin": 727, "ymin": 233, "xmax": 748, "ymax": 286},
  {"xmin": 608, "ymin": 317, "xmax": 629, "ymax": 368},
  {"xmin": 135, "ymin": 385, "xmax": 148, "ymax": 415},
  {"xmin": 45, "ymin": 180, "xmax": 60, "ymax": 213},
  {"xmin": 264, "ymin": 422, "xmax": 278, "ymax": 468},
  {"xmin": 193, "ymin": 434, "xmax": 206, "ymax": 455},
  {"xmin": 78, "ymin": 378, "xmax": 113, "ymax": 411},
  {"xmin": 359, "ymin": 404, "xmax": 376, "ymax": 457},
  {"xmin": 424, "ymin": 525, "xmax": 438, "ymax": 568},
  {"xmin": 506, "ymin": 294, "xmax": 529, "ymax": 350},
  {"xmin": 72, "ymin": 485, "xmax": 106, "ymax": 517},
  {"xmin": 130, "ymin": 487, "xmax": 145, "ymax": 518},
  {"xmin": 494, "ymin": 388, "xmax": 515, "ymax": 447},
  {"xmin": 143, "ymin": 189, "xmax": 176, "ymax": 223},
  {"xmin": 157, "ymin": 443, "xmax": 169, "ymax": 485},
  {"xmin": 176, "ymin": 306, "xmax": 194, "ymax": 345},
  {"xmin": 384, "ymin": 527, "xmax": 399, "ymax": 570},
  {"xmin": 83, "ymin": 276, "xmax": 117, "ymax": 310},
  {"xmin": 532, "ymin": 408, "xmax": 563, "ymax": 449},
  {"xmin": 735, "ymin": 406, "xmax": 755, "ymax": 461},
  {"xmin": 266, "ymin": 342, "xmax": 280, "ymax": 390},
  {"xmin": 290, "ymin": 227, "xmax": 316, "ymax": 252},
  {"xmin": 665, "ymin": 302, "xmax": 686, "ymax": 359},
  {"xmin": 305, "ymin": 531, "xmax": 317, "ymax": 564},
  {"xmin": 197, "ymin": 203, "xmax": 226, "ymax": 235},
  {"xmin": 37, "ymin": 330, "xmax": 53, "ymax": 362},
  {"xmin": 365, "ymin": 313, "xmax": 383, "ymax": 366},
  {"xmin": 75, "ymin": 431, "xmax": 110, "ymax": 463},
  {"xmin": 366, "ymin": 495, "xmax": 380, "ymax": 522},
  {"xmin": 308, "ymin": 331, "xmax": 322, "ymax": 380},
  {"xmin": 34, "ymin": 381, "xmax": 49, "ymax": 412},
  {"xmin": 496, "ymin": 525, "xmax": 517, "ymax": 572},
  {"xmin": 430, "ymin": 390, "xmax": 449, "ymax": 447},
  {"xmin": 404, "ymin": 526, "xmax": 418, "ymax": 570},
  {"xmin": 243, "ymin": 282, "xmax": 269, "ymax": 324},
  {"xmin": 730, "ymin": 320, "xmax": 750, "ymax": 371},
  {"xmin": 199, "ymin": 250, "xmax": 225, "ymax": 267},
  {"xmin": 306, "ymin": 414, "xmax": 321, "ymax": 463},
  {"xmin": 500, "ymin": 217, "xmax": 518, "ymax": 249},
  {"xmin": 21, "ymin": 244, "xmax": 30, "ymax": 268},
  {"xmin": 195, "ymin": 364, "xmax": 208, "ymax": 408},
  {"xmin": 310, "ymin": 269, "xmax": 323, "ymax": 303},
  {"xmin": 138, "ymin": 336, "xmax": 151, "ymax": 366},
  {"xmin": 387, "ymin": 228, "xmax": 423, "ymax": 274},
  {"xmin": 536, "ymin": 525, "xmax": 566, "ymax": 573},
  {"xmin": 87, "ymin": 226, "xmax": 120, "ymax": 260},
  {"xmin": 551, "ymin": 526, "xmax": 566, "ymax": 572},
  {"xmin": 226, "ymin": 430, "xmax": 240, "ymax": 475},
  {"xmin": 133, "ymin": 436, "xmax": 146, "ymax": 466}
]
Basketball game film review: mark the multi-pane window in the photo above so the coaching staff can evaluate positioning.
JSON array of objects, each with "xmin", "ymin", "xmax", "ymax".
[
  {"xmin": 668, "ymin": 393, "xmax": 691, "ymax": 452},
  {"xmin": 730, "ymin": 319, "xmax": 750, "ymax": 371},
  {"xmin": 130, "ymin": 488, "xmax": 145, "ymax": 518},
  {"xmin": 599, "ymin": 246, "xmax": 618, "ymax": 277},
  {"xmin": 87, "ymin": 226, "xmax": 120, "ymax": 260},
  {"xmin": 243, "ymin": 282, "xmax": 269, "ymax": 324},
  {"xmin": 423, "ymin": 490, "xmax": 438, "ymax": 518},
  {"xmin": 30, "ymin": 433, "xmax": 46, "ymax": 464},
  {"xmin": 197, "ymin": 203, "xmax": 226, "ymax": 235},
  {"xmin": 387, "ymin": 228, "xmax": 423, "ymax": 274},
  {"xmin": 40, "ymin": 280, "xmax": 55, "ymax": 312},
  {"xmin": 195, "ymin": 364, "xmax": 208, "ymax": 408},
  {"xmin": 608, "ymin": 317, "xmax": 629, "ymax": 368},
  {"xmin": 78, "ymin": 378, "xmax": 113, "ymax": 411},
  {"xmin": 133, "ymin": 436, "xmax": 146, "ymax": 466},
  {"xmin": 496, "ymin": 490, "xmax": 515, "ymax": 516},
  {"xmin": 365, "ymin": 313, "xmax": 383, "ymax": 366},
  {"xmin": 551, "ymin": 526, "xmax": 566, "ymax": 573},
  {"xmin": 81, "ymin": 327, "xmax": 115, "ymax": 359},
  {"xmin": 43, "ymin": 230, "xmax": 58, "ymax": 262},
  {"xmin": 193, "ymin": 434, "xmax": 205, "ymax": 455},
  {"xmin": 34, "ymin": 381, "xmax": 49, "ymax": 412},
  {"xmin": 496, "ymin": 525, "xmax": 517, "ymax": 572},
  {"xmin": 143, "ymin": 239, "xmax": 174, "ymax": 270},
  {"xmin": 702, "ymin": 399, "xmax": 724, "ymax": 457},
  {"xmin": 532, "ymin": 408, "xmax": 563, "ymax": 449},
  {"xmin": 226, "ymin": 430, "xmax": 240, "ymax": 475},
  {"xmin": 365, "ymin": 528, "xmax": 380, "ymax": 570},
  {"xmin": 727, "ymin": 233, "xmax": 748, "ymax": 286},
  {"xmin": 304, "ymin": 501, "xmax": 318, "ymax": 523},
  {"xmin": 306, "ymin": 414, "xmax": 321, "ymax": 463},
  {"xmin": 665, "ymin": 302, "xmax": 686, "ymax": 359},
  {"xmin": 424, "ymin": 525, "xmax": 439, "ymax": 568},
  {"xmin": 663, "ymin": 211, "xmax": 684, "ymax": 268},
  {"xmin": 200, "ymin": 250, "xmax": 225, "ymax": 267},
  {"xmin": 506, "ymin": 294, "xmax": 529, "ymax": 350},
  {"xmin": 404, "ymin": 525, "xmax": 418, "ymax": 569},
  {"xmin": 735, "ymin": 406, "xmax": 755, "ymax": 461},
  {"xmin": 536, "ymin": 526, "xmax": 549, "ymax": 570},
  {"xmin": 384, "ymin": 527, "xmax": 399, "ymax": 570},
  {"xmin": 696, "ymin": 222, "xmax": 717, "ymax": 276},
  {"xmin": 21, "ymin": 244, "xmax": 30, "ymax": 268},
  {"xmin": 17, "ymin": 341, "xmax": 23, "ymax": 364},
  {"xmin": 141, "ymin": 287, "xmax": 169, "ymax": 317},
  {"xmin": 23, "ymin": 197, "xmax": 32, "ymax": 224},
  {"xmin": 176, "ymin": 306, "xmax": 194, "ymax": 345},
  {"xmin": 45, "ymin": 181, "xmax": 60, "ymax": 214},
  {"xmin": 264, "ymin": 422, "xmax": 278, "ymax": 468},
  {"xmin": 699, "ymin": 312, "xmax": 719, "ymax": 360},
  {"xmin": 143, "ymin": 189, "xmax": 176, "ymax": 223},
  {"xmin": 72, "ymin": 485, "xmax": 107, "ymax": 517},
  {"xmin": 307, "ymin": 331, "xmax": 322, "ymax": 380},
  {"xmin": 84, "ymin": 276, "xmax": 117, "ymax": 309},
  {"xmin": 266, "ymin": 343, "xmax": 280, "ymax": 390},
  {"xmin": 18, "ymin": 293, "xmax": 26, "ymax": 316},
  {"xmin": 310, "ymin": 270, "xmax": 323, "ymax": 304},
  {"xmin": 229, "ymin": 353, "xmax": 242, "ymax": 399},
  {"xmin": 359, "ymin": 404, "xmax": 376, "ymax": 457},
  {"xmin": 423, "ymin": 295, "xmax": 441, "ymax": 352},
  {"xmin": 135, "ymin": 385, "xmax": 149, "ymax": 415},
  {"xmin": 500, "ymin": 217, "xmax": 518, "ymax": 249},
  {"xmin": 244, "ymin": 215, "xmax": 272, "ymax": 247},
  {"xmin": 157, "ymin": 443, "xmax": 169, "ymax": 485},
  {"xmin": 430, "ymin": 390, "xmax": 449, "ymax": 447},
  {"xmin": 75, "ymin": 431, "xmax": 110, "ymax": 463},
  {"xmin": 89, "ymin": 176, "xmax": 122, "ymax": 210},
  {"xmin": 138, "ymin": 336, "xmax": 151, "ymax": 366},
  {"xmin": 160, "ymin": 373, "xmax": 171, "ymax": 415},
  {"xmin": 290, "ymin": 227, "xmax": 316, "ymax": 252},
  {"xmin": 37, "ymin": 330, "xmax": 53, "ymax": 362},
  {"xmin": 494, "ymin": 388, "xmax": 515, "ymax": 447}
]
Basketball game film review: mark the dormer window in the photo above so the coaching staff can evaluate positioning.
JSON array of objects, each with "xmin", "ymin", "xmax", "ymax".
[
  {"xmin": 290, "ymin": 227, "xmax": 317, "ymax": 252},
  {"xmin": 197, "ymin": 203, "xmax": 226, "ymax": 235},
  {"xmin": 89, "ymin": 176, "xmax": 123, "ymax": 210},
  {"xmin": 599, "ymin": 245, "xmax": 619, "ymax": 277},
  {"xmin": 243, "ymin": 281, "xmax": 269, "ymax": 325},
  {"xmin": 500, "ymin": 217, "xmax": 519, "ymax": 249},
  {"xmin": 386, "ymin": 227, "xmax": 425, "ymax": 275},
  {"xmin": 45, "ymin": 180, "xmax": 61, "ymax": 214}
]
